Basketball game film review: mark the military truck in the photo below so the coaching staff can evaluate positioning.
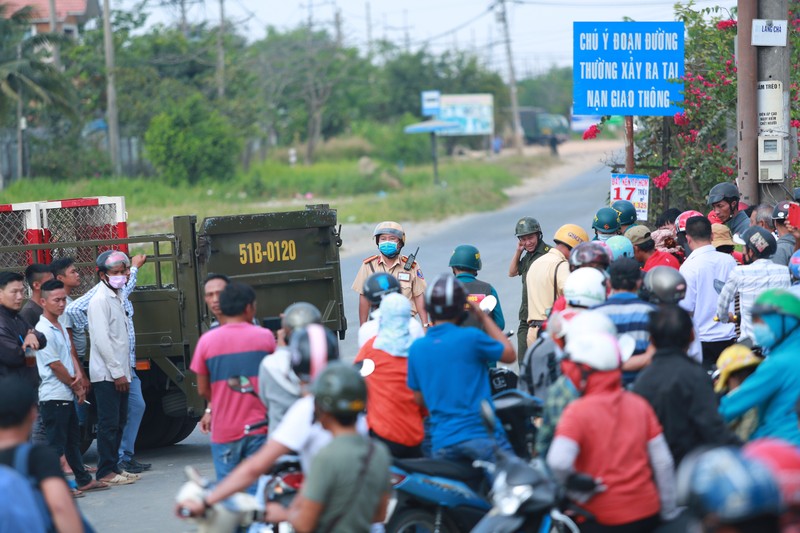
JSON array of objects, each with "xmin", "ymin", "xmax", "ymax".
[{"xmin": 0, "ymin": 200, "xmax": 346, "ymax": 449}]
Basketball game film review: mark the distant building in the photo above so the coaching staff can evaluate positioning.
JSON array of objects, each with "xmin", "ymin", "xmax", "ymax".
[{"xmin": 2, "ymin": 0, "xmax": 100, "ymax": 37}]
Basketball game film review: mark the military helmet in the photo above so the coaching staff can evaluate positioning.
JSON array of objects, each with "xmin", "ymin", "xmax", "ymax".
[
  {"xmin": 734, "ymin": 226, "xmax": 777, "ymax": 259},
  {"xmin": 641, "ymin": 266, "xmax": 687, "ymax": 305},
  {"xmin": 96, "ymin": 250, "xmax": 130, "ymax": 272},
  {"xmin": 363, "ymin": 273, "xmax": 401, "ymax": 306},
  {"xmin": 282, "ymin": 302, "xmax": 322, "ymax": 334},
  {"xmin": 373, "ymin": 221, "xmax": 405, "ymax": 246},
  {"xmin": 553, "ymin": 224, "xmax": 589, "ymax": 249},
  {"xmin": 425, "ymin": 273, "xmax": 467, "ymax": 321},
  {"xmin": 312, "ymin": 362, "xmax": 367, "ymax": 416},
  {"xmin": 449, "ymin": 244, "xmax": 482, "ymax": 272},
  {"xmin": 290, "ymin": 324, "xmax": 339, "ymax": 383},
  {"xmin": 592, "ymin": 207, "xmax": 621, "ymax": 234},
  {"xmin": 707, "ymin": 182, "xmax": 740, "ymax": 205},
  {"xmin": 515, "ymin": 217, "xmax": 542, "ymax": 237},
  {"xmin": 751, "ymin": 289, "xmax": 800, "ymax": 321},
  {"xmin": 612, "ymin": 200, "xmax": 637, "ymax": 226}
]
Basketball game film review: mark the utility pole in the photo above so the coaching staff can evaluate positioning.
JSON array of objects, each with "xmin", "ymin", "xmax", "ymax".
[
  {"xmin": 365, "ymin": 1, "xmax": 372, "ymax": 56},
  {"xmin": 757, "ymin": 0, "xmax": 790, "ymax": 204},
  {"xmin": 497, "ymin": 0, "xmax": 523, "ymax": 155},
  {"xmin": 102, "ymin": 0, "xmax": 121, "ymax": 175},
  {"xmin": 179, "ymin": 0, "xmax": 188, "ymax": 36},
  {"xmin": 736, "ymin": 0, "xmax": 758, "ymax": 205},
  {"xmin": 335, "ymin": 8, "xmax": 343, "ymax": 47},
  {"xmin": 403, "ymin": 9, "xmax": 410, "ymax": 52},
  {"xmin": 47, "ymin": 0, "xmax": 61, "ymax": 69},
  {"xmin": 216, "ymin": 0, "xmax": 225, "ymax": 99},
  {"xmin": 16, "ymin": 43, "xmax": 24, "ymax": 179}
]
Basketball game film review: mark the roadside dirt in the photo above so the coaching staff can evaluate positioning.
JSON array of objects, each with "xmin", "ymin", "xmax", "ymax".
[{"xmin": 339, "ymin": 139, "xmax": 624, "ymax": 259}]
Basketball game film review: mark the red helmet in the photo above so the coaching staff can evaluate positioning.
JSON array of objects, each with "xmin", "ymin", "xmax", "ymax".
[
  {"xmin": 675, "ymin": 210, "xmax": 704, "ymax": 233},
  {"xmin": 568, "ymin": 242, "xmax": 612, "ymax": 270},
  {"xmin": 743, "ymin": 438, "xmax": 800, "ymax": 508}
]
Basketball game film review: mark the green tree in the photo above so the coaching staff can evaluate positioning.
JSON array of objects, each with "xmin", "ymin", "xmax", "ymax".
[
  {"xmin": 517, "ymin": 66, "xmax": 573, "ymax": 116},
  {"xmin": 144, "ymin": 93, "xmax": 241, "ymax": 184}
]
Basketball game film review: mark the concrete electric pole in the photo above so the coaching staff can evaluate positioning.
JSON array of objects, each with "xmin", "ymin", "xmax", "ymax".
[
  {"xmin": 497, "ymin": 0, "xmax": 524, "ymax": 156},
  {"xmin": 737, "ymin": 0, "xmax": 758, "ymax": 205},
  {"xmin": 102, "ymin": 0, "xmax": 121, "ymax": 175}
]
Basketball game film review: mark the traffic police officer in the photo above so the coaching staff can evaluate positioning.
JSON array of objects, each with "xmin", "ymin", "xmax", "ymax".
[
  {"xmin": 352, "ymin": 221, "xmax": 428, "ymax": 326},
  {"xmin": 449, "ymin": 244, "xmax": 504, "ymax": 330},
  {"xmin": 508, "ymin": 217, "xmax": 551, "ymax": 355}
]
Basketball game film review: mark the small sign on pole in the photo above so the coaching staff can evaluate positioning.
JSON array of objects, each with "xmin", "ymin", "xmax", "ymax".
[
  {"xmin": 421, "ymin": 90, "xmax": 441, "ymax": 117},
  {"xmin": 751, "ymin": 19, "xmax": 788, "ymax": 47},
  {"xmin": 611, "ymin": 173, "xmax": 650, "ymax": 221}
]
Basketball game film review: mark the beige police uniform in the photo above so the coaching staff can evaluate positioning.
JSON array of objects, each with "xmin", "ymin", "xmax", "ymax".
[
  {"xmin": 352, "ymin": 254, "xmax": 427, "ymax": 315},
  {"xmin": 525, "ymin": 247, "xmax": 570, "ymax": 345}
]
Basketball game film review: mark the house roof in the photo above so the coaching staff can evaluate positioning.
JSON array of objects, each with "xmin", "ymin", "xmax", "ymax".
[{"xmin": 3, "ymin": 0, "xmax": 100, "ymax": 25}]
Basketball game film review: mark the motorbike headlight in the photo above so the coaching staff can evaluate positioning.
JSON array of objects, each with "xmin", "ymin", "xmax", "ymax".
[{"xmin": 493, "ymin": 483, "xmax": 535, "ymax": 515}]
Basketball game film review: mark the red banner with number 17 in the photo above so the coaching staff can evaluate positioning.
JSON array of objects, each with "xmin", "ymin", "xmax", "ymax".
[{"xmin": 610, "ymin": 173, "xmax": 649, "ymax": 222}]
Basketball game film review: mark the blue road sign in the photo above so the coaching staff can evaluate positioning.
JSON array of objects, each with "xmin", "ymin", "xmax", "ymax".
[{"xmin": 573, "ymin": 21, "xmax": 685, "ymax": 116}]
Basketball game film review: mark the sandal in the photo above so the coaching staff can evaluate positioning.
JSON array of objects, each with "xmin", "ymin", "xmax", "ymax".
[
  {"xmin": 84, "ymin": 464, "xmax": 97, "ymax": 473},
  {"xmin": 119, "ymin": 470, "xmax": 140, "ymax": 481},
  {"xmin": 77, "ymin": 480, "xmax": 110, "ymax": 493},
  {"xmin": 100, "ymin": 474, "xmax": 135, "ymax": 485},
  {"xmin": 71, "ymin": 489, "xmax": 85, "ymax": 498}
]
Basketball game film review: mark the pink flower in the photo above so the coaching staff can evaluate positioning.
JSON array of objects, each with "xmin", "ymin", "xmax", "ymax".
[
  {"xmin": 654, "ymin": 170, "xmax": 671, "ymax": 190},
  {"xmin": 674, "ymin": 112, "xmax": 689, "ymax": 126},
  {"xmin": 716, "ymin": 20, "xmax": 737, "ymax": 30},
  {"xmin": 791, "ymin": 119, "xmax": 800, "ymax": 129},
  {"xmin": 583, "ymin": 124, "xmax": 600, "ymax": 140}
]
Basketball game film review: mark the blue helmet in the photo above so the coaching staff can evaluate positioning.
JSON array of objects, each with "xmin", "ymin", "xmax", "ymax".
[
  {"xmin": 790, "ymin": 250, "xmax": 800, "ymax": 282},
  {"xmin": 606, "ymin": 235, "xmax": 634, "ymax": 260},
  {"xmin": 678, "ymin": 447, "xmax": 782, "ymax": 523}
]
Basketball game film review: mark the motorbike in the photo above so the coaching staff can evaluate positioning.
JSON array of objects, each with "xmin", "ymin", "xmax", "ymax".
[
  {"xmin": 385, "ymin": 383, "xmax": 544, "ymax": 533},
  {"xmin": 471, "ymin": 401, "xmax": 582, "ymax": 533}
]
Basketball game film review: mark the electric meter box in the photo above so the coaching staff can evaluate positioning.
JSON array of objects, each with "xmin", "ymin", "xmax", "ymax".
[{"xmin": 758, "ymin": 135, "xmax": 784, "ymax": 183}]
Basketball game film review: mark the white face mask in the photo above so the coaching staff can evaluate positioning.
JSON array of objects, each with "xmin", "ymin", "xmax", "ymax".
[
  {"xmin": 596, "ymin": 233, "xmax": 613, "ymax": 242},
  {"xmin": 108, "ymin": 275, "xmax": 127, "ymax": 289}
]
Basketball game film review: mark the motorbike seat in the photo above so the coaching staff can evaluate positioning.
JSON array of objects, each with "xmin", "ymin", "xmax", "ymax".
[{"xmin": 393, "ymin": 458, "xmax": 483, "ymax": 484}]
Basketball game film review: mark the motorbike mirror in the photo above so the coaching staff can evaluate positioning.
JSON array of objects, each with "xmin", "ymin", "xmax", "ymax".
[
  {"xmin": 479, "ymin": 399, "xmax": 497, "ymax": 436},
  {"xmin": 184, "ymin": 466, "xmax": 209, "ymax": 488},
  {"xmin": 479, "ymin": 295, "xmax": 497, "ymax": 313},
  {"xmin": 355, "ymin": 359, "xmax": 376, "ymax": 377},
  {"xmin": 227, "ymin": 375, "xmax": 255, "ymax": 395}
]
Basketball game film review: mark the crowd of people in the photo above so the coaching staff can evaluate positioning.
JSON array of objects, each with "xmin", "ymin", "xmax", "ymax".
[{"xmin": 5, "ymin": 178, "xmax": 800, "ymax": 532}]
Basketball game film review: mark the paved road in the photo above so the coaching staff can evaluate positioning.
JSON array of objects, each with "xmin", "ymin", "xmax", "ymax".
[{"xmin": 80, "ymin": 160, "xmax": 612, "ymax": 532}]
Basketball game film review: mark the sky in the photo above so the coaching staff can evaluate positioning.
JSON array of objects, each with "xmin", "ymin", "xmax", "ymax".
[{"xmin": 120, "ymin": 0, "xmax": 738, "ymax": 76}]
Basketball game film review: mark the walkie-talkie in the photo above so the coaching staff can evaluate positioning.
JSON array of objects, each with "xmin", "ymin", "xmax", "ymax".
[{"xmin": 404, "ymin": 247, "xmax": 419, "ymax": 271}]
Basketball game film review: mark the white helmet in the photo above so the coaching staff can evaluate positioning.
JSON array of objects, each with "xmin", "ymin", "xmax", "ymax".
[
  {"xmin": 564, "ymin": 311, "xmax": 635, "ymax": 364},
  {"xmin": 563, "ymin": 268, "xmax": 608, "ymax": 309},
  {"xmin": 565, "ymin": 332, "xmax": 624, "ymax": 371}
]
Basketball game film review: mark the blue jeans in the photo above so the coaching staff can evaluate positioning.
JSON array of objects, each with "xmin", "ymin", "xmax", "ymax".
[
  {"xmin": 210, "ymin": 434, "xmax": 266, "ymax": 495},
  {"xmin": 434, "ymin": 435, "xmax": 514, "ymax": 466},
  {"xmin": 118, "ymin": 370, "xmax": 145, "ymax": 463}
]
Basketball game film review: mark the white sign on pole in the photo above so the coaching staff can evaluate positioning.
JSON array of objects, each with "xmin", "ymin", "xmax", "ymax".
[
  {"xmin": 421, "ymin": 90, "xmax": 441, "ymax": 117},
  {"xmin": 611, "ymin": 173, "xmax": 650, "ymax": 221},
  {"xmin": 751, "ymin": 19, "xmax": 788, "ymax": 47},
  {"xmin": 757, "ymin": 80, "xmax": 784, "ymax": 134}
]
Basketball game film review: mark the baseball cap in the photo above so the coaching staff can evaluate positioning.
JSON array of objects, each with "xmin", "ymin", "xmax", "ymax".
[
  {"xmin": 624, "ymin": 225, "xmax": 652, "ymax": 247},
  {"xmin": 711, "ymin": 224, "xmax": 736, "ymax": 248}
]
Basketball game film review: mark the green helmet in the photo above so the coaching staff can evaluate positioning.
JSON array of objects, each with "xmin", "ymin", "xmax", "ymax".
[
  {"xmin": 515, "ymin": 217, "xmax": 541, "ymax": 237},
  {"xmin": 449, "ymin": 244, "xmax": 482, "ymax": 271},
  {"xmin": 612, "ymin": 200, "xmax": 637, "ymax": 226},
  {"xmin": 592, "ymin": 207, "xmax": 621, "ymax": 234},
  {"xmin": 752, "ymin": 289, "xmax": 800, "ymax": 321},
  {"xmin": 312, "ymin": 362, "xmax": 367, "ymax": 416}
]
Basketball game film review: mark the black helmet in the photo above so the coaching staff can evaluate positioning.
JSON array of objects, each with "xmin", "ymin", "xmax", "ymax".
[
  {"xmin": 707, "ymin": 182, "xmax": 740, "ymax": 205},
  {"xmin": 95, "ymin": 250, "xmax": 130, "ymax": 272},
  {"xmin": 363, "ymin": 273, "xmax": 400, "ymax": 306},
  {"xmin": 424, "ymin": 273, "xmax": 467, "ymax": 321},
  {"xmin": 641, "ymin": 266, "xmax": 687, "ymax": 304},
  {"xmin": 449, "ymin": 244, "xmax": 482, "ymax": 271},
  {"xmin": 290, "ymin": 324, "xmax": 339, "ymax": 383},
  {"xmin": 312, "ymin": 362, "xmax": 367, "ymax": 416},
  {"xmin": 735, "ymin": 226, "xmax": 777, "ymax": 259},
  {"xmin": 772, "ymin": 201, "xmax": 794, "ymax": 221},
  {"xmin": 515, "ymin": 217, "xmax": 542, "ymax": 237},
  {"xmin": 568, "ymin": 242, "xmax": 612, "ymax": 270},
  {"xmin": 612, "ymin": 200, "xmax": 637, "ymax": 226},
  {"xmin": 282, "ymin": 302, "xmax": 322, "ymax": 335}
]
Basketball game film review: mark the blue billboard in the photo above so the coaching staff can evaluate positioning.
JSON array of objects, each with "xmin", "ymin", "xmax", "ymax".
[{"xmin": 573, "ymin": 21, "xmax": 685, "ymax": 116}]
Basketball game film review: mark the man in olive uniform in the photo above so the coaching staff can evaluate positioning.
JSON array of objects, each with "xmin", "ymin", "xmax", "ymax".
[
  {"xmin": 526, "ymin": 224, "xmax": 589, "ymax": 346},
  {"xmin": 508, "ymin": 217, "xmax": 551, "ymax": 355},
  {"xmin": 352, "ymin": 221, "xmax": 429, "ymax": 327},
  {"xmin": 592, "ymin": 207, "xmax": 621, "ymax": 242}
]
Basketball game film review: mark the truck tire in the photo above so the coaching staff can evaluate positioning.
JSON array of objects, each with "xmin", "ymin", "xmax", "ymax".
[{"xmin": 167, "ymin": 417, "xmax": 200, "ymax": 445}]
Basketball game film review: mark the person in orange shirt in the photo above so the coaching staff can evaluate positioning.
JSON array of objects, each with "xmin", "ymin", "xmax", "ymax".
[{"xmin": 355, "ymin": 293, "xmax": 426, "ymax": 458}]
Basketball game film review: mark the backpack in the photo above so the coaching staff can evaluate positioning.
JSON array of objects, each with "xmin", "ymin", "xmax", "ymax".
[
  {"xmin": 0, "ymin": 444, "xmax": 50, "ymax": 533},
  {"xmin": 519, "ymin": 334, "xmax": 560, "ymax": 398}
]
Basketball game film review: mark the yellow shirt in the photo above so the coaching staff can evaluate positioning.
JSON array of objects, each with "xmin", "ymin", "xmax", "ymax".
[
  {"xmin": 351, "ymin": 254, "xmax": 427, "ymax": 315},
  {"xmin": 525, "ymin": 248, "xmax": 570, "ymax": 322}
]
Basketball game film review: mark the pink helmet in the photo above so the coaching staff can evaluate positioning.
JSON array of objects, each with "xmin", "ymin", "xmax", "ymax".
[
  {"xmin": 675, "ymin": 210, "xmax": 704, "ymax": 233},
  {"xmin": 743, "ymin": 438, "xmax": 800, "ymax": 508}
]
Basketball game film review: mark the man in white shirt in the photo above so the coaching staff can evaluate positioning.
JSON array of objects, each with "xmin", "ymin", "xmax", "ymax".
[
  {"xmin": 87, "ymin": 251, "xmax": 138, "ymax": 486},
  {"xmin": 679, "ymin": 216, "xmax": 737, "ymax": 370}
]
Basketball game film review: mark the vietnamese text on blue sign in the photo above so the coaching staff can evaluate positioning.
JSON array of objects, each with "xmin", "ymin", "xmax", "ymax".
[{"xmin": 573, "ymin": 21, "xmax": 685, "ymax": 116}]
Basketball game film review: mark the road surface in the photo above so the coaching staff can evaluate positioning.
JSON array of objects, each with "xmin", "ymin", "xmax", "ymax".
[{"xmin": 80, "ymin": 157, "xmax": 614, "ymax": 532}]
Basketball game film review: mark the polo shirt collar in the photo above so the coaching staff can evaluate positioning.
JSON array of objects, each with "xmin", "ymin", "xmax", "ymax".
[{"xmin": 609, "ymin": 292, "xmax": 638, "ymax": 301}]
